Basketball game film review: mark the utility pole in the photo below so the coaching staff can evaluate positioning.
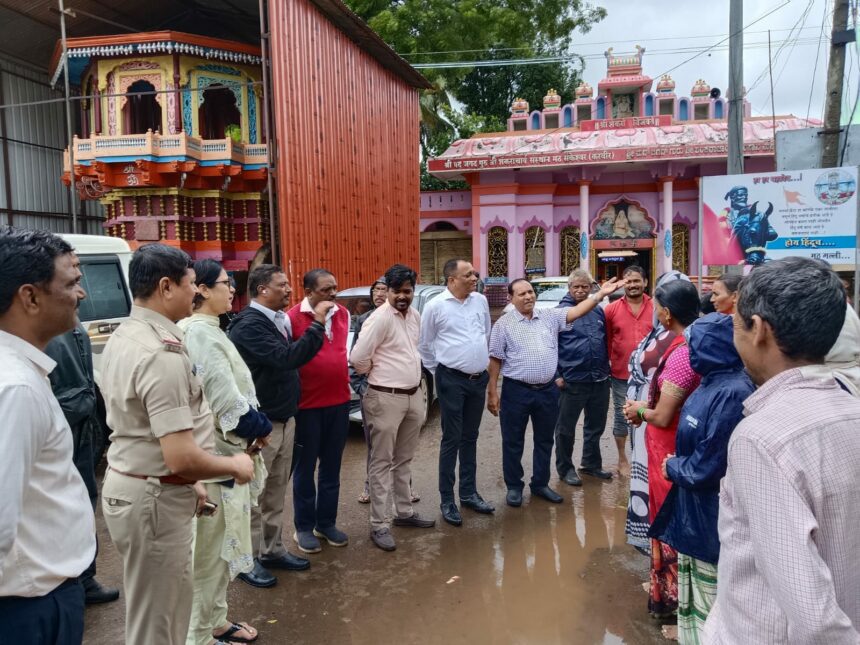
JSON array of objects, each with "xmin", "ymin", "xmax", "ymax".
[
  {"xmin": 59, "ymin": 0, "xmax": 78, "ymax": 233},
  {"xmin": 821, "ymin": 0, "xmax": 851, "ymax": 168},
  {"xmin": 727, "ymin": 0, "xmax": 744, "ymax": 175}
]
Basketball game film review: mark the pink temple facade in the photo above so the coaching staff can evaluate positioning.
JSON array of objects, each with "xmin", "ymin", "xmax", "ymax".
[{"xmin": 425, "ymin": 47, "xmax": 818, "ymax": 304}]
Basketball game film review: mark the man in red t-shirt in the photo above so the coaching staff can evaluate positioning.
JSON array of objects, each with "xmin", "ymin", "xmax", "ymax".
[
  {"xmin": 287, "ymin": 269, "xmax": 351, "ymax": 555},
  {"xmin": 603, "ymin": 266, "xmax": 653, "ymax": 477}
]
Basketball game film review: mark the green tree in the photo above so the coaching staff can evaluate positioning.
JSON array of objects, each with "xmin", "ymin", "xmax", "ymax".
[
  {"xmin": 420, "ymin": 108, "xmax": 505, "ymax": 190},
  {"xmin": 346, "ymin": 0, "xmax": 605, "ymax": 88},
  {"xmin": 455, "ymin": 48, "xmax": 582, "ymax": 124},
  {"xmin": 344, "ymin": 0, "xmax": 606, "ymax": 186}
]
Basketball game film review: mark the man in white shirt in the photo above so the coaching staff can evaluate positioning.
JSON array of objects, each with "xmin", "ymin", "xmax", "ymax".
[
  {"xmin": 418, "ymin": 258, "xmax": 494, "ymax": 526},
  {"xmin": 0, "ymin": 227, "xmax": 96, "ymax": 644}
]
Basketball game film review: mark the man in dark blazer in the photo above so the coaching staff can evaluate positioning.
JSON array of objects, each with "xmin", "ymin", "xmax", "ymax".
[{"xmin": 228, "ymin": 264, "xmax": 332, "ymax": 587}]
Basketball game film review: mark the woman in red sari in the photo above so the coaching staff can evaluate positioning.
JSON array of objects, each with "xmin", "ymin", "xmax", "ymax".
[{"xmin": 624, "ymin": 279, "xmax": 701, "ymax": 619}]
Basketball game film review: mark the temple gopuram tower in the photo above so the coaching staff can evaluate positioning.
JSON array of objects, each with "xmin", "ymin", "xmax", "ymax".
[{"xmin": 54, "ymin": 32, "xmax": 269, "ymax": 271}]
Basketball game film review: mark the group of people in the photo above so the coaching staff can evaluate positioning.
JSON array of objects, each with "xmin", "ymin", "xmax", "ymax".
[
  {"xmin": 618, "ymin": 265, "xmax": 860, "ymax": 643},
  {"xmin": 2, "ymin": 222, "xmax": 860, "ymax": 645}
]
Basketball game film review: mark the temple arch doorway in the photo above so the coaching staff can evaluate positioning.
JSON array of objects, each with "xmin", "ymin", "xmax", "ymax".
[
  {"xmin": 198, "ymin": 84, "xmax": 241, "ymax": 139},
  {"xmin": 122, "ymin": 80, "xmax": 161, "ymax": 134},
  {"xmin": 420, "ymin": 221, "xmax": 472, "ymax": 284}
]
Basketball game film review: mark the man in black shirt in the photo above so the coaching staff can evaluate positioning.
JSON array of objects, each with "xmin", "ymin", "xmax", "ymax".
[{"xmin": 228, "ymin": 264, "xmax": 332, "ymax": 587}]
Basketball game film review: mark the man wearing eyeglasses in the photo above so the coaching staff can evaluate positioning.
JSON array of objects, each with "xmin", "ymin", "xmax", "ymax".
[{"xmin": 418, "ymin": 258, "xmax": 494, "ymax": 527}]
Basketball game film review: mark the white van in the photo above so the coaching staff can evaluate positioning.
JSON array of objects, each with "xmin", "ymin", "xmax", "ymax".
[{"xmin": 60, "ymin": 234, "xmax": 133, "ymax": 384}]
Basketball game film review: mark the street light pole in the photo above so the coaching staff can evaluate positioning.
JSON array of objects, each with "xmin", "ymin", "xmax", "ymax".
[
  {"xmin": 727, "ymin": 0, "xmax": 744, "ymax": 176},
  {"xmin": 58, "ymin": 0, "xmax": 78, "ymax": 233}
]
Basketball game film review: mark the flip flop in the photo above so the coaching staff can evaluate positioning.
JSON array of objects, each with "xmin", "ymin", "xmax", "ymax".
[{"xmin": 214, "ymin": 621, "xmax": 258, "ymax": 643}]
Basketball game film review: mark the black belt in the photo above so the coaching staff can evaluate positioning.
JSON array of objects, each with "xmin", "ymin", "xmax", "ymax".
[
  {"xmin": 505, "ymin": 377, "xmax": 555, "ymax": 390},
  {"xmin": 369, "ymin": 384, "xmax": 419, "ymax": 395},
  {"xmin": 440, "ymin": 364, "xmax": 487, "ymax": 380}
]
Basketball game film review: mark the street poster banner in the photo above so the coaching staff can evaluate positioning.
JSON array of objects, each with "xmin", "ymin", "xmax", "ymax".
[{"xmin": 701, "ymin": 166, "xmax": 858, "ymax": 266}]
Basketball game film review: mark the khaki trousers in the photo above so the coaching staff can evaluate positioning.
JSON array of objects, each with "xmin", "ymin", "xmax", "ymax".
[
  {"xmin": 102, "ymin": 468, "xmax": 197, "ymax": 645},
  {"xmin": 363, "ymin": 388, "xmax": 424, "ymax": 530},
  {"xmin": 251, "ymin": 418, "xmax": 295, "ymax": 558},
  {"xmin": 186, "ymin": 482, "xmax": 229, "ymax": 645}
]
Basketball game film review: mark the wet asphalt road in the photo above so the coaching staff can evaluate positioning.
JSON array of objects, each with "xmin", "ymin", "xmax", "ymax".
[{"xmin": 84, "ymin": 402, "xmax": 665, "ymax": 645}]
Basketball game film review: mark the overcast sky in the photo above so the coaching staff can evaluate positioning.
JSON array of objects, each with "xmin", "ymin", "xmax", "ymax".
[{"xmin": 572, "ymin": 0, "xmax": 858, "ymax": 123}]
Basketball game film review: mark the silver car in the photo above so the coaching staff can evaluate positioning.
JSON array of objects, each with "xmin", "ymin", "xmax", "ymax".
[{"xmin": 336, "ymin": 284, "xmax": 446, "ymax": 425}]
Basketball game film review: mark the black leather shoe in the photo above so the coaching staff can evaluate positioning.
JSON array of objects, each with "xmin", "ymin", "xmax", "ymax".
[
  {"xmin": 579, "ymin": 467, "xmax": 613, "ymax": 480},
  {"xmin": 562, "ymin": 470, "xmax": 583, "ymax": 487},
  {"xmin": 237, "ymin": 560, "xmax": 277, "ymax": 588},
  {"xmin": 460, "ymin": 493, "xmax": 495, "ymax": 514},
  {"xmin": 260, "ymin": 552, "xmax": 311, "ymax": 571},
  {"xmin": 440, "ymin": 502, "xmax": 463, "ymax": 526},
  {"xmin": 393, "ymin": 512, "xmax": 436, "ymax": 528},
  {"xmin": 82, "ymin": 578, "xmax": 120, "ymax": 605},
  {"xmin": 506, "ymin": 489, "xmax": 523, "ymax": 507},
  {"xmin": 531, "ymin": 485, "xmax": 564, "ymax": 504}
]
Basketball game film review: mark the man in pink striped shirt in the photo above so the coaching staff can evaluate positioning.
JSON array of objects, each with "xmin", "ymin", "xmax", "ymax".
[
  {"xmin": 350, "ymin": 264, "xmax": 436, "ymax": 552},
  {"xmin": 704, "ymin": 257, "xmax": 860, "ymax": 644}
]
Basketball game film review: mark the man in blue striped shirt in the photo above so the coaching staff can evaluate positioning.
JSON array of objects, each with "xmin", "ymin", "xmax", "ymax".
[{"xmin": 487, "ymin": 276, "xmax": 622, "ymax": 507}]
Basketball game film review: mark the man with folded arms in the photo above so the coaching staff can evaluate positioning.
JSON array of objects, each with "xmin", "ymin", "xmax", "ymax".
[
  {"xmin": 99, "ymin": 244, "xmax": 254, "ymax": 645},
  {"xmin": 0, "ymin": 227, "xmax": 95, "ymax": 644},
  {"xmin": 350, "ymin": 265, "xmax": 435, "ymax": 551},
  {"xmin": 487, "ymin": 277, "xmax": 623, "ymax": 507}
]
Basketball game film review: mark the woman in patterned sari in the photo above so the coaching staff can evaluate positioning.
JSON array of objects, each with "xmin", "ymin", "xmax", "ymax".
[
  {"xmin": 624, "ymin": 279, "xmax": 701, "ymax": 619},
  {"xmin": 179, "ymin": 259, "xmax": 271, "ymax": 645},
  {"xmin": 624, "ymin": 271, "xmax": 690, "ymax": 552}
]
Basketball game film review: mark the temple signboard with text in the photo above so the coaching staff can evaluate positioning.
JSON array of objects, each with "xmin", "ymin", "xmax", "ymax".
[{"xmin": 701, "ymin": 167, "xmax": 858, "ymax": 266}]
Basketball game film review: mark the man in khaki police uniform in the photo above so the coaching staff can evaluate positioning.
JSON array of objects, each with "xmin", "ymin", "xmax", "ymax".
[{"xmin": 100, "ymin": 244, "xmax": 254, "ymax": 645}]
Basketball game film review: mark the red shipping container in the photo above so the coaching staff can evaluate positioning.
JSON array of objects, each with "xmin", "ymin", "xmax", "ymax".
[{"xmin": 268, "ymin": 0, "xmax": 430, "ymax": 294}]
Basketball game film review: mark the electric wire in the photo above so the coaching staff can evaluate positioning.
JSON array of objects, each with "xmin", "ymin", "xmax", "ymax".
[
  {"xmin": 806, "ymin": 0, "xmax": 831, "ymax": 122},
  {"xmin": 479, "ymin": 2, "xmax": 795, "ymax": 161},
  {"xmin": 749, "ymin": 0, "xmax": 815, "ymax": 94},
  {"xmin": 399, "ymin": 25, "xmax": 825, "ymax": 59},
  {"xmin": 411, "ymin": 36, "xmax": 826, "ymax": 70}
]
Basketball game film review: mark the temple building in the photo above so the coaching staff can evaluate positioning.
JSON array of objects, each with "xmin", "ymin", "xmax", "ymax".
[
  {"xmin": 426, "ymin": 47, "xmax": 817, "ymax": 303},
  {"xmin": 55, "ymin": 0, "xmax": 428, "ymax": 292},
  {"xmin": 55, "ymin": 31, "xmax": 269, "ymax": 275}
]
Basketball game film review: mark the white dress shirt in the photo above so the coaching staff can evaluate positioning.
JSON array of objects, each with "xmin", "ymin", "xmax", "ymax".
[
  {"xmin": 250, "ymin": 299, "xmax": 290, "ymax": 338},
  {"xmin": 418, "ymin": 289, "xmax": 491, "ymax": 374},
  {"xmin": 704, "ymin": 368, "xmax": 860, "ymax": 644},
  {"xmin": 0, "ymin": 330, "xmax": 95, "ymax": 597}
]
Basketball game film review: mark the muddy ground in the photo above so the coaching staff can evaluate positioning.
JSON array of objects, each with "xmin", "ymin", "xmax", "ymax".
[{"xmin": 84, "ymin": 403, "xmax": 665, "ymax": 645}]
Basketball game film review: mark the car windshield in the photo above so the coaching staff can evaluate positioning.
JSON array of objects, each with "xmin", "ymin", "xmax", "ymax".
[
  {"xmin": 537, "ymin": 287, "xmax": 568, "ymax": 301},
  {"xmin": 335, "ymin": 295, "xmax": 373, "ymax": 331},
  {"xmin": 531, "ymin": 280, "xmax": 566, "ymax": 296}
]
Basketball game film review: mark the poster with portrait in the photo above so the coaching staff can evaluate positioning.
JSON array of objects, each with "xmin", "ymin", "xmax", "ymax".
[{"xmin": 701, "ymin": 167, "xmax": 858, "ymax": 266}]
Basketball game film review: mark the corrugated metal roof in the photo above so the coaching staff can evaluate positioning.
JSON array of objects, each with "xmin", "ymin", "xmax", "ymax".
[
  {"xmin": 0, "ymin": 0, "xmax": 429, "ymax": 89},
  {"xmin": 0, "ymin": 0, "xmax": 262, "ymax": 68}
]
